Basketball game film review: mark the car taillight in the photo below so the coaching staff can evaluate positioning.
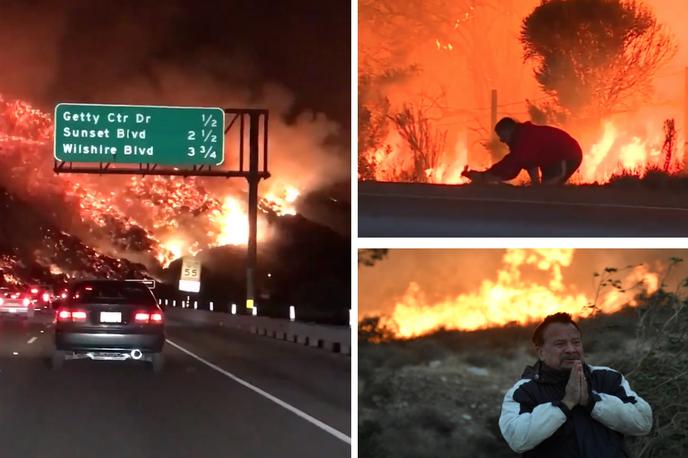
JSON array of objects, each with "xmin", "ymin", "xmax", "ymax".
[
  {"xmin": 61, "ymin": 292, "xmax": 67, "ymax": 299},
  {"xmin": 134, "ymin": 311, "xmax": 163, "ymax": 324},
  {"xmin": 134, "ymin": 312, "xmax": 150, "ymax": 323},
  {"xmin": 42, "ymin": 293, "xmax": 50, "ymax": 303},
  {"xmin": 30, "ymin": 288, "xmax": 38, "ymax": 294},
  {"xmin": 22, "ymin": 298, "xmax": 30, "ymax": 307},
  {"xmin": 57, "ymin": 309, "xmax": 87, "ymax": 322}
]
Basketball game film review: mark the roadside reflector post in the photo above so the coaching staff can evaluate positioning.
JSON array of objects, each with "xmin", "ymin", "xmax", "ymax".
[
  {"xmin": 164, "ymin": 299, "xmax": 168, "ymax": 306},
  {"xmin": 289, "ymin": 306, "xmax": 295, "ymax": 322},
  {"xmin": 194, "ymin": 301, "xmax": 198, "ymax": 310},
  {"xmin": 209, "ymin": 301, "xmax": 214, "ymax": 312},
  {"xmin": 173, "ymin": 300, "xmax": 176, "ymax": 307},
  {"xmin": 231, "ymin": 303, "xmax": 236, "ymax": 315},
  {"xmin": 252, "ymin": 306, "xmax": 257, "ymax": 316}
]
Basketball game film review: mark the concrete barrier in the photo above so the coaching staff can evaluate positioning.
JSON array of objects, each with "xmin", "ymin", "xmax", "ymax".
[{"xmin": 165, "ymin": 308, "xmax": 351, "ymax": 355}]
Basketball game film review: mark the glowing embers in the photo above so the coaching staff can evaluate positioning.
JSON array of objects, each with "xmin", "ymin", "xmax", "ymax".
[
  {"xmin": 434, "ymin": 39, "xmax": 454, "ymax": 51},
  {"xmin": 386, "ymin": 249, "xmax": 660, "ymax": 338}
]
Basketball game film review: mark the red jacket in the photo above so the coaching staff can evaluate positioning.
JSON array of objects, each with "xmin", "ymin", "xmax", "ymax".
[{"xmin": 487, "ymin": 122, "xmax": 583, "ymax": 180}]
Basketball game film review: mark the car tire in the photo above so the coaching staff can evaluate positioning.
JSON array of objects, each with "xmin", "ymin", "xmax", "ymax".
[
  {"xmin": 51, "ymin": 350, "xmax": 65, "ymax": 370},
  {"xmin": 151, "ymin": 352, "xmax": 164, "ymax": 373}
]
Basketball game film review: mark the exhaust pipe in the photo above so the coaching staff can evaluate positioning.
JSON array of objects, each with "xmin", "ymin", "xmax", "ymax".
[{"xmin": 130, "ymin": 349, "xmax": 143, "ymax": 360}]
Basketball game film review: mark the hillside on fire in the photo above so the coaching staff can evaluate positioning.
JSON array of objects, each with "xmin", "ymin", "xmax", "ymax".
[
  {"xmin": 0, "ymin": 174, "xmax": 349, "ymax": 323},
  {"xmin": 0, "ymin": 93, "xmax": 350, "ymax": 324},
  {"xmin": 358, "ymin": 250, "xmax": 688, "ymax": 457},
  {"xmin": 359, "ymin": 0, "xmax": 688, "ymax": 186}
]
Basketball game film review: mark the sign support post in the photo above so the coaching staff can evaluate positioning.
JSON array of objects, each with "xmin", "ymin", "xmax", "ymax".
[{"xmin": 246, "ymin": 112, "xmax": 260, "ymax": 310}]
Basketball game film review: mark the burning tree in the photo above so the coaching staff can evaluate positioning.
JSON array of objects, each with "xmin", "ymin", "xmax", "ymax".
[{"xmin": 521, "ymin": 0, "xmax": 677, "ymax": 121}]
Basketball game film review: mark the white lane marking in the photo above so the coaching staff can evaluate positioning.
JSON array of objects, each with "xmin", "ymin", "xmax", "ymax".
[
  {"xmin": 360, "ymin": 191, "xmax": 688, "ymax": 213},
  {"xmin": 166, "ymin": 339, "xmax": 351, "ymax": 445},
  {"xmin": 27, "ymin": 337, "xmax": 37, "ymax": 344}
]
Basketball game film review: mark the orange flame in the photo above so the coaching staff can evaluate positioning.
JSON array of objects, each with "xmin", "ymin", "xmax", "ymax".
[
  {"xmin": 386, "ymin": 249, "xmax": 660, "ymax": 338},
  {"xmin": 365, "ymin": 118, "xmax": 682, "ymax": 184},
  {"xmin": 261, "ymin": 183, "xmax": 300, "ymax": 216},
  {"xmin": 211, "ymin": 196, "xmax": 250, "ymax": 246}
]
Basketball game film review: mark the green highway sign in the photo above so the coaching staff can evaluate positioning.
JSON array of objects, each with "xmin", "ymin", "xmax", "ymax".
[{"xmin": 54, "ymin": 103, "xmax": 225, "ymax": 165}]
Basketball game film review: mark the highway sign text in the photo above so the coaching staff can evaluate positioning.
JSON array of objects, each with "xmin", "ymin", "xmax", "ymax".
[{"xmin": 55, "ymin": 103, "xmax": 225, "ymax": 165}]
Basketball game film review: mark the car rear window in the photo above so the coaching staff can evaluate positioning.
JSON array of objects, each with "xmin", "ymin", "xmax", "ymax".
[{"xmin": 72, "ymin": 283, "xmax": 154, "ymax": 304}]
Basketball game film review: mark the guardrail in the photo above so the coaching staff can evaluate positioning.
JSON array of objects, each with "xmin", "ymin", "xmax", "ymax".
[{"xmin": 162, "ymin": 305, "xmax": 351, "ymax": 356}]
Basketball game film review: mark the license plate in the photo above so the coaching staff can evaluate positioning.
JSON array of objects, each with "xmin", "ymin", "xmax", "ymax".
[{"xmin": 100, "ymin": 312, "xmax": 121, "ymax": 323}]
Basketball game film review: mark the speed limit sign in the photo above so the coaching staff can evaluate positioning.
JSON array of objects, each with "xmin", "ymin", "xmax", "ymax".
[{"xmin": 179, "ymin": 257, "xmax": 202, "ymax": 293}]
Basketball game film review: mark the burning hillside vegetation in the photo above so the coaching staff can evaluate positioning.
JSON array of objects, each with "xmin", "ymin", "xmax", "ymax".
[
  {"xmin": 0, "ymin": 95, "xmax": 302, "ymax": 270},
  {"xmin": 0, "ymin": 186, "xmax": 149, "ymax": 285}
]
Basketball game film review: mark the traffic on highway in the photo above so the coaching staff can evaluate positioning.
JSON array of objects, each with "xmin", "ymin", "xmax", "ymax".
[{"xmin": 0, "ymin": 280, "xmax": 351, "ymax": 457}]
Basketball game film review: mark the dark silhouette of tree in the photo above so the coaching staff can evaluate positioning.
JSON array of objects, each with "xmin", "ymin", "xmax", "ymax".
[
  {"xmin": 359, "ymin": 249, "xmax": 389, "ymax": 267},
  {"xmin": 359, "ymin": 315, "xmax": 397, "ymax": 343},
  {"xmin": 520, "ymin": 0, "xmax": 676, "ymax": 120}
]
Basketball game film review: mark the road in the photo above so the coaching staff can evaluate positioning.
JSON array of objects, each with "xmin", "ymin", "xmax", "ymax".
[
  {"xmin": 358, "ymin": 181, "xmax": 688, "ymax": 237},
  {"xmin": 0, "ymin": 311, "xmax": 350, "ymax": 458}
]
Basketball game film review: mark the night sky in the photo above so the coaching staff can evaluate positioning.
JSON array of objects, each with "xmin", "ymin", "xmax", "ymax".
[{"xmin": 0, "ymin": 0, "xmax": 351, "ymax": 129}]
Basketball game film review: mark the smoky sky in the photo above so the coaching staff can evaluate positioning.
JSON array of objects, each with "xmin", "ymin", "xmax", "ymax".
[{"xmin": 0, "ymin": 0, "xmax": 350, "ymax": 130}]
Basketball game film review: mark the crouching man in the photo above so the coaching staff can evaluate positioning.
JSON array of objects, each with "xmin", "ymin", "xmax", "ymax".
[
  {"xmin": 499, "ymin": 313, "xmax": 652, "ymax": 457},
  {"xmin": 463, "ymin": 117, "xmax": 583, "ymax": 185}
]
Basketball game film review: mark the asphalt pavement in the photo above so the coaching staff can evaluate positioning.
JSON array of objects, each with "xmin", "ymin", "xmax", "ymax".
[
  {"xmin": 0, "ymin": 311, "xmax": 350, "ymax": 458},
  {"xmin": 358, "ymin": 181, "xmax": 688, "ymax": 237}
]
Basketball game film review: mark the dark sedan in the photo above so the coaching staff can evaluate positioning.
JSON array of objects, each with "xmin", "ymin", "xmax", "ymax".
[{"xmin": 52, "ymin": 280, "xmax": 164, "ymax": 372}]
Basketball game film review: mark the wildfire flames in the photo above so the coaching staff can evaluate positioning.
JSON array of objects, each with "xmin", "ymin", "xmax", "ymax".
[
  {"xmin": 385, "ymin": 249, "xmax": 660, "ymax": 338},
  {"xmin": 360, "ymin": 0, "xmax": 687, "ymax": 184},
  {"xmin": 0, "ymin": 96, "xmax": 301, "ymax": 268},
  {"xmin": 368, "ymin": 117, "xmax": 684, "ymax": 184}
]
